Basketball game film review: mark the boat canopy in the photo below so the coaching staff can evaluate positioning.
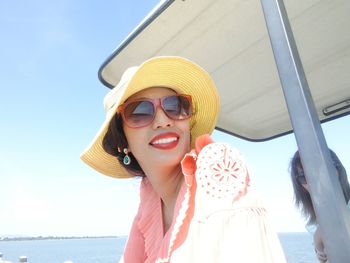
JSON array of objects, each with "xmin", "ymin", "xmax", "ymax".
[{"xmin": 98, "ymin": 0, "xmax": 350, "ymax": 141}]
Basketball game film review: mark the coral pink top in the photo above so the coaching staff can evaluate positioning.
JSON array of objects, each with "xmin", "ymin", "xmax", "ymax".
[{"xmin": 120, "ymin": 135, "xmax": 286, "ymax": 263}]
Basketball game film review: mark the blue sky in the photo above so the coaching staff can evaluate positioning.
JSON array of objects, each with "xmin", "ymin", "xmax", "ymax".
[{"xmin": 0, "ymin": 0, "xmax": 349, "ymax": 237}]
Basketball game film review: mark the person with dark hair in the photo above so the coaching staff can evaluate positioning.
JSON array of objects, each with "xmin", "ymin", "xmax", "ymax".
[
  {"xmin": 290, "ymin": 149, "xmax": 350, "ymax": 262},
  {"xmin": 81, "ymin": 56, "xmax": 286, "ymax": 262}
]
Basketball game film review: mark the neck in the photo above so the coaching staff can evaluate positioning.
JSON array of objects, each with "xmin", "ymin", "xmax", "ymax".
[
  {"xmin": 144, "ymin": 165, "xmax": 183, "ymax": 206},
  {"xmin": 143, "ymin": 165, "xmax": 184, "ymax": 233}
]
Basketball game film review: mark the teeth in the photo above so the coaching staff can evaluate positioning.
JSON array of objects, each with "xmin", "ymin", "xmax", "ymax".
[{"xmin": 152, "ymin": 137, "xmax": 178, "ymax": 145}]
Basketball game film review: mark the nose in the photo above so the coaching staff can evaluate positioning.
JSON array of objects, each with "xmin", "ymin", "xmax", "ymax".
[{"xmin": 152, "ymin": 106, "xmax": 174, "ymax": 129}]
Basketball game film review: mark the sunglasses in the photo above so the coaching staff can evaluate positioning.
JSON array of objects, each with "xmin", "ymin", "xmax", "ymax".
[{"xmin": 118, "ymin": 94, "xmax": 192, "ymax": 128}]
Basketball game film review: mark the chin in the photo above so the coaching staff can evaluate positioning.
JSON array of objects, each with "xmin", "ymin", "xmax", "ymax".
[
  {"xmin": 156, "ymin": 151, "xmax": 186, "ymax": 166},
  {"xmin": 165, "ymin": 154, "xmax": 185, "ymax": 163}
]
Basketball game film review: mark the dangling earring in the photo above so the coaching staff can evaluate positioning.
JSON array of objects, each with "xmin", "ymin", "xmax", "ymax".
[{"xmin": 123, "ymin": 148, "xmax": 131, "ymax": 165}]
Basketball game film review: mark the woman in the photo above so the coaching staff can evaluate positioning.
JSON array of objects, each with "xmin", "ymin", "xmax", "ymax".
[
  {"xmin": 81, "ymin": 56, "xmax": 286, "ymax": 262},
  {"xmin": 290, "ymin": 149, "xmax": 350, "ymax": 262}
]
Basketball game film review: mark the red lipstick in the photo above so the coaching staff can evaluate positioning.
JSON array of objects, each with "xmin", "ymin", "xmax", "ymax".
[{"xmin": 149, "ymin": 132, "xmax": 179, "ymax": 150}]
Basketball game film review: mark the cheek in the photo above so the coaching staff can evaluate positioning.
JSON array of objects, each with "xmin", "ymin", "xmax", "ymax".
[
  {"xmin": 123, "ymin": 126, "xmax": 139, "ymax": 152},
  {"xmin": 123, "ymin": 126, "xmax": 151, "ymax": 164},
  {"xmin": 179, "ymin": 120, "xmax": 191, "ymax": 149}
]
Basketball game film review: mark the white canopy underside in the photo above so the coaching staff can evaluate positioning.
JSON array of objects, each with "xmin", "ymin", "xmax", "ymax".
[{"xmin": 99, "ymin": 0, "xmax": 350, "ymax": 141}]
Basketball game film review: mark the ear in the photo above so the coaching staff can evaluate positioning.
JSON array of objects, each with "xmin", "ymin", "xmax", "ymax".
[{"xmin": 195, "ymin": 134, "xmax": 214, "ymax": 153}]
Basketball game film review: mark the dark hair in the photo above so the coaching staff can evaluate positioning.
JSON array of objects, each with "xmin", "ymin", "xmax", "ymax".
[
  {"xmin": 290, "ymin": 149, "xmax": 350, "ymax": 225},
  {"xmin": 102, "ymin": 113, "xmax": 145, "ymax": 177}
]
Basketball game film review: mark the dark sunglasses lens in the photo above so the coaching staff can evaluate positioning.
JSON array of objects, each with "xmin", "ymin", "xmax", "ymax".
[
  {"xmin": 124, "ymin": 100, "xmax": 154, "ymax": 127},
  {"xmin": 163, "ymin": 95, "xmax": 192, "ymax": 120}
]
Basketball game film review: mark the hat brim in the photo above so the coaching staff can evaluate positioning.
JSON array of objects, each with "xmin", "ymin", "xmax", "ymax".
[{"xmin": 81, "ymin": 56, "xmax": 220, "ymax": 178}]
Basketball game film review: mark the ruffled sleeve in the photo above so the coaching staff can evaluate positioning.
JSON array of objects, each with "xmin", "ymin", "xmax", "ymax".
[{"xmin": 170, "ymin": 135, "xmax": 287, "ymax": 263}]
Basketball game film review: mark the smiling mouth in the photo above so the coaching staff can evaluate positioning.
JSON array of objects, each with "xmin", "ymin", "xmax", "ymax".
[
  {"xmin": 149, "ymin": 133, "xmax": 180, "ymax": 150},
  {"xmin": 151, "ymin": 137, "xmax": 178, "ymax": 145}
]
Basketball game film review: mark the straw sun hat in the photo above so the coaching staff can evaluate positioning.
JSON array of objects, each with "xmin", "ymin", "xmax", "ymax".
[{"xmin": 81, "ymin": 56, "xmax": 220, "ymax": 178}]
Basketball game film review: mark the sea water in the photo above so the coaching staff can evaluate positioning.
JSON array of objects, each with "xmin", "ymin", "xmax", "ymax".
[
  {"xmin": 0, "ymin": 237, "xmax": 125, "ymax": 263},
  {"xmin": 279, "ymin": 233, "xmax": 318, "ymax": 263},
  {"xmin": 0, "ymin": 233, "xmax": 318, "ymax": 263}
]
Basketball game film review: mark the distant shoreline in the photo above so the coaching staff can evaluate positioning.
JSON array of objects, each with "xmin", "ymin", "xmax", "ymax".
[
  {"xmin": 0, "ymin": 236, "xmax": 125, "ymax": 242},
  {"xmin": 0, "ymin": 232, "xmax": 307, "ymax": 242}
]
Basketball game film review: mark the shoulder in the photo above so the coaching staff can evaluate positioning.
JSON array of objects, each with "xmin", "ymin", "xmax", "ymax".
[
  {"xmin": 184, "ymin": 136, "xmax": 269, "ymax": 220},
  {"xmin": 195, "ymin": 139, "xmax": 250, "ymax": 201}
]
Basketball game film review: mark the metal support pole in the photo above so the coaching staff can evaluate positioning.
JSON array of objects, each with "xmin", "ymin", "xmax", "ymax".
[{"xmin": 260, "ymin": 0, "xmax": 350, "ymax": 262}]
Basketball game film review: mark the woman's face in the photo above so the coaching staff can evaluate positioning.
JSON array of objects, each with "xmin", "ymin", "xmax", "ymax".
[
  {"xmin": 122, "ymin": 87, "xmax": 191, "ymax": 171},
  {"xmin": 296, "ymin": 166, "xmax": 309, "ymax": 191},
  {"xmin": 298, "ymin": 165, "xmax": 339, "ymax": 192}
]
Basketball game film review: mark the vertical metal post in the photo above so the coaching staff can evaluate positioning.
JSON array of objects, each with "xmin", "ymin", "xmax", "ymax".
[{"xmin": 260, "ymin": 0, "xmax": 350, "ymax": 262}]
